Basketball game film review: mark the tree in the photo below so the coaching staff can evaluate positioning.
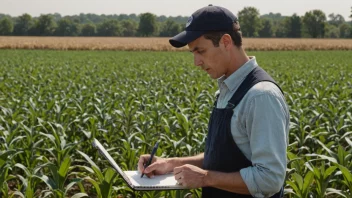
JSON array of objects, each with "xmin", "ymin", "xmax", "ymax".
[
  {"xmin": 13, "ymin": 13, "xmax": 33, "ymax": 36},
  {"xmin": 328, "ymin": 13, "xmax": 345, "ymax": 27},
  {"xmin": 85, "ymin": 13, "xmax": 103, "ymax": 24},
  {"xmin": 258, "ymin": 18, "xmax": 273, "ymax": 37},
  {"xmin": 78, "ymin": 13, "xmax": 90, "ymax": 24},
  {"xmin": 120, "ymin": 19, "xmax": 138, "ymax": 36},
  {"xmin": 261, "ymin": 12, "xmax": 283, "ymax": 21},
  {"xmin": 159, "ymin": 19, "xmax": 181, "ymax": 37},
  {"xmin": 128, "ymin": 14, "xmax": 138, "ymax": 22},
  {"xmin": 238, "ymin": 7, "xmax": 262, "ymax": 37},
  {"xmin": 303, "ymin": 10, "xmax": 327, "ymax": 38},
  {"xmin": 138, "ymin": 12, "xmax": 158, "ymax": 36},
  {"xmin": 284, "ymin": 14, "xmax": 302, "ymax": 38},
  {"xmin": 157, "ymin": 15, "xmax": 168, "ymax": 23},
  {"xmin": 97, "ymin": 19, "xmax": 122, "ymax": 36},
  {"xmin": 274, "ymin": 20, "xmax": 287, "ymax": 38},
  {"xmin": 0, "ymin": 17, "xmax": 14, "ymax": 35},
  {"xmin": 55, "ymin": 18, "xmax": 80, "ymax": 36},
  {"xmin": 50, "ymin": 13, "xmax": 62, "ymax": 21},
  {"xmin": 339, "ymin": 23, "xmax": 351, "ymax": 38},
  {"xmin": 118, "ymin": 14, "xmax": 129, "ymax": 21},
  {"xmin": 0, "ymin": 14, "xmax": 11, "ymax": 20},
  {"xmin": 80, "ymin": 23, "xmax": 96, "ymax": 36},
  {"xmin": 325, "ymin": 24, "xmax": 340, "ymax": 38},
  {"xmin": 34, "ymin": 14, "xmax": 57, "ymax": 36}
]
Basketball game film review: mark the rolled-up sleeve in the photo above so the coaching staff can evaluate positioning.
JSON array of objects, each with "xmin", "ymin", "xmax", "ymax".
[{"xmin": 239, "ymin": 92, "xmax": 289, "ymax": 197}]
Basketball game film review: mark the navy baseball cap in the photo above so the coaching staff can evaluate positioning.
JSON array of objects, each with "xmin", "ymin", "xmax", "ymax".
[{"xmin": 169, "ymin": 4, "xmax": 238, "ymax": 48}]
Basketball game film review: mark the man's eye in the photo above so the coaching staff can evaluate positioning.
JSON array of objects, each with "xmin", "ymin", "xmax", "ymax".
[{"xmin": 198, "ymin": 50, "xmax": 205, "ymax": 54}]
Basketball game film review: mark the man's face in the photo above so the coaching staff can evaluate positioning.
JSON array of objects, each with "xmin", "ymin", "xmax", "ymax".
[{"xmin": 188, "ymin": 36, "xmax": 229, "ymax": 79}]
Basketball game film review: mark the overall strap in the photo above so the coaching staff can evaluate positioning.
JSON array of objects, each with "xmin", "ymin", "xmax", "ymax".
[{"xmin": 226, "ymin": 66, "xmax": 283, "ymax": 109}]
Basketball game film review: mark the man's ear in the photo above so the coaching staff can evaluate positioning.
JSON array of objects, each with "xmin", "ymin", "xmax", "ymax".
[{"xmin": 220, "ymin": 34, "xmax": 232, "ymax": 50}]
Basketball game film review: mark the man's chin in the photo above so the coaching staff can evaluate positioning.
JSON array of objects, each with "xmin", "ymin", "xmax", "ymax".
[{"xmin": 208, "ymin": 74, "xmax": 219, "ymax": 79}]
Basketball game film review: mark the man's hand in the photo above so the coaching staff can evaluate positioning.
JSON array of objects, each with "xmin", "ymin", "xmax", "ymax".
[
  {"xmin": 138, "ymin": 154, "xmax": 171, "ymax": 178},
  {"xmin": 174, "ymin": 164, "xmax": 208, "ymax": 188}
]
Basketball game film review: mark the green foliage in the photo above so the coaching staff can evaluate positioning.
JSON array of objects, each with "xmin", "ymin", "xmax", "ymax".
[
  {"xmin": 328, "ymin": 13, "xmax": 345, "ymax": 27},
  {"xmin": 303, "ymin": 10, "xmax": 327, "ymax": 38},
  {"xmin": 97, "ymin": 19, "xmax": 122, "ymax": 36},
  {"xmin": 286, "ymin": 172, "xmax": 314, "ymax": 198},
  {"xmin": 159, "ymin": 19, "xmax": 182, "ymax": 37},
  {"xmin": 120, "ymin": 20, "xmax": 138, "ymax": 37},
  {"xmin": 336, "ymin": 164, "xmax": 352, "ymax": 197},
  {"xmin": 0, "ymin": 50, "xmax": 351, "ymax": 197},
  {"xmin": 138, "ymin": 13, "xmax": 158, "ymax": 37},
  {"xmin": 55, "ymin": 18, "xmax": 81, "ymax": 36},
  {"xmin": 0, "ymin": 17, "xmax": 14, "ymax": 35},
  {"xmin": 258, "ymin": 18, "xmax": 273, "ymax": 37},
  {"xmin": 284, "ymin": 14, "xmax": 302, "ymax": 38},
  {"xmin": 34, "ymin": 14, "xmax": 57, "ymax": 36},
  {"xmin": 304, "ymin": 162, "xmax": 337, "ymax": 197},
  {"xmin": 0, "ymin": 10, "xmax": 351, "ymax": 38},
  {"xmin": 80, "ymin": 23, "xmax": 96, "ymax": 36},
  {"xmin": 78, "ymin": 150, "xmax": 118, "ymax": 198},
  {"xmin": 260, "ymin": 12, "xmax": 287, "ymax": 38},
  {"xmin": 13, "ymin": 13, "xmax": 33, "ymax": 36},
  {"xmin": 339, "ymin": 23, "xmax": 351, "ymax": 38},
  {"xmin": 238, "ymin": 7, "xmax": 262, "ymax": 37},
  {"xmin": 325, "ymin": 24, "xmax": 340, "ymax": 38}
]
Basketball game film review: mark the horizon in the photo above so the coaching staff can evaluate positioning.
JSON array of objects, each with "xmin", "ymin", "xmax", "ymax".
[{"xmin": 0, "ymin": 0, "xmax": 351, "ymax": 20}]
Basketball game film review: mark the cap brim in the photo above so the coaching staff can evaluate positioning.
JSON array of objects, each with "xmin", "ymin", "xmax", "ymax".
[{"xmin": 169, "ymin": 30, "xmax": 205, "ymax": 48}]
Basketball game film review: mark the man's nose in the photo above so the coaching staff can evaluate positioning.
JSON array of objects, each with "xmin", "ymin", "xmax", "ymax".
[{"xmin": 194, "ymin": 54, "xmax": 203, "ymax": 66}]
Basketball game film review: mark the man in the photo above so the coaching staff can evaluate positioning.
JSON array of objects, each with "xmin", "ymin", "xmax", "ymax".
[{"xmin": 138, "ymin": 4, "xmax": 289, "ymax": 198}]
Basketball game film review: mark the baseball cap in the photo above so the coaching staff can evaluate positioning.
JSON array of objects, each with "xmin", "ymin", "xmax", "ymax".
[{"xmin": 169, "ymin": 4, "xmax": 238, "ymax": 48}]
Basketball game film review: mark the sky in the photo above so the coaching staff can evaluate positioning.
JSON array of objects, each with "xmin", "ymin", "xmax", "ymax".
[{"xmin": 0, "ymin": 0, "xmax": 351, "ymax": 20}]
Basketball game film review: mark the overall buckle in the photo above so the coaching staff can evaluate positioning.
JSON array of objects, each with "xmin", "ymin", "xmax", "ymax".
[{"xmin": 226, "ymin": 102, "xmax": 235, "ymax": 109}]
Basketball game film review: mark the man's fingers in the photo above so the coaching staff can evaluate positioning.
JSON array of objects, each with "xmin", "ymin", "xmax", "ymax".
[
  {"xmin": 175, "ymin": 174, "xmax": 184, "ymax": 185},
  {"xmin": 145, "ymin": 172, "xmax": 155, "ymax": 178},
  {"xmin": 144, "ymin": 162, "xmax": 158, "ymax": 174},
  {"xmin": 138, "ymin": 154, "xmax": 150, "ymax": 173},
  {"xmin": 173, "ymin": 166, "xmax": 184, "ymax": 184},
  {"xmin": 173, "ymin": 166, "xmax": 183, "ymax": 175}
]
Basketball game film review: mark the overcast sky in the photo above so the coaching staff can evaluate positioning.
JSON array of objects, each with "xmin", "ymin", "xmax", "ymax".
[{"xmin": 0, "ymin": 0, "xmax": 351, "ymax": 20}]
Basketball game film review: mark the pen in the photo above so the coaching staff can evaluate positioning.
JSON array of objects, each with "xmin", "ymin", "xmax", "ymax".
[{"xmin": 141, "ymin": 141, "xmax": 159, "ymax": 178}]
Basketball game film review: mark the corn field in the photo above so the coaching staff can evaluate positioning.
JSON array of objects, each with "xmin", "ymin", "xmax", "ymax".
[
  {"xmin": 0, "ymin": 50, "xmax": 351, "ymax": 198},
  {"xmin": 1, "ymin": 37, "xmax": 352, "ymax": 51}
]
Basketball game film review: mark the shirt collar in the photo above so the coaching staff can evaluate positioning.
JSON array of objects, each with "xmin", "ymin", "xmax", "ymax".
[{"xmin": 218, "ymin": 56, "xmax": 258, "ymax": 92}]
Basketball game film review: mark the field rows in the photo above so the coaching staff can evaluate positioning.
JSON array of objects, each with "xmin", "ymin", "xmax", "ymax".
[
  {"xmin": 0, "ymin": 50, "xmax": 351, "ymax": 197},
  {"xmin": 1, "ymin": 37, "xmax": 352, "ymax": 51}
]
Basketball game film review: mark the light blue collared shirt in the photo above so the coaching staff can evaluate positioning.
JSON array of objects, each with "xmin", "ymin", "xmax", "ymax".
[{"xmin": 216, "ymin": 57, "xmax": 290, "ymax": 197}]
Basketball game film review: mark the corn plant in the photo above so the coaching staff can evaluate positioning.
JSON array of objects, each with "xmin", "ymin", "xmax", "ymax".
[
  {"xmin": 335, "ymin": 164, "xmax": 352, "ymax": 198},
  {"xmin": 77, "ymin": 150, "xmax": 120, "ymax": 198},
  {"xmin": 304, "ymin": 161, "xmax": 337, "ymax": 197},
  {"xmin": 0, "ymin": 50, "xmax": 351, "ymax": 197}
]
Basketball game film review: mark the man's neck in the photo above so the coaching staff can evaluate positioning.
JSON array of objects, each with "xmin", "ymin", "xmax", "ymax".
[{"xmin": 225, "ymin": 48, "xmax": 249, "ymax": 78}]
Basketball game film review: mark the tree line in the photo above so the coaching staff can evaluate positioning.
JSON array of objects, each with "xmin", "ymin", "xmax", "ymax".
[{"xmin": 0, "ymin": 7, "xmax": 351, "ymax": 38}]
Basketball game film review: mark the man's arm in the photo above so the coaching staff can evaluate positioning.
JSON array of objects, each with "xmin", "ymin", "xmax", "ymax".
[
  {"xmin": 170, "ymin": 154, "xmax": 250, "ymax": 194},
  {"xmin": 167, "ymin": 153, "xmax": 204, "ymax": 169},
  {"xmin": 174, "ymin": 165, "xmax": 251, "ymax": 194},
  {"xmin": 204, "ymin": 171, "xmax": 250, "ymax": 194},
  {"xmin": 239, "ymin": 85, "xmax": 289, "ymax": 197}
]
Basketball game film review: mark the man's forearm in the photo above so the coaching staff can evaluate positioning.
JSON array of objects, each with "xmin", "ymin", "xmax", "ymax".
[
  {"xmin": 204, "ymin": 171, "xmax": 250, "ymax": 195},
  {"xmin": 167, "ymin": 153, "xmax": 204, "ymax": 170},
  {"xmin": 168, "ymin": 155, "xmax": 250, "ymax": 195}
]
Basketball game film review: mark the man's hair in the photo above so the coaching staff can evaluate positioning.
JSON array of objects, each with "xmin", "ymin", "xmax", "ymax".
[{"xmin": 203, "ymin": 22, "xmax": 242, "ymax": 47}]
